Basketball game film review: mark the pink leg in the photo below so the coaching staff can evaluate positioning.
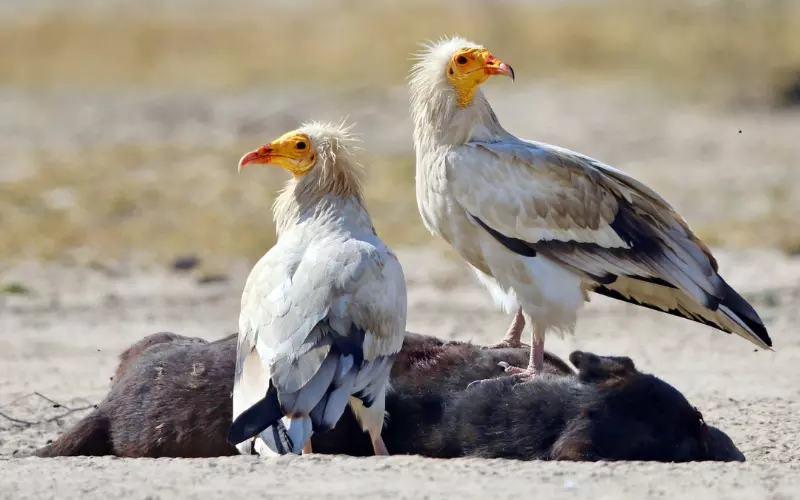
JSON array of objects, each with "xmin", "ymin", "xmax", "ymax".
[
  {"xmin": 468, "ymin": 320, "xmax": 544, "ymax": 389},
  {"xmin": 484, "ymin": 308, "xmax": 527, "ymax": 349},
  {"xmin": 302, "ymin": 440, "xmax": 313, "ymax": 455},
  {"xmin": 372, "ymin": 435, "xmax": 390, "ymax": 456},
  {"xmin": 500, "ymin": 337, "xmax": 544, "ymax": 377}
]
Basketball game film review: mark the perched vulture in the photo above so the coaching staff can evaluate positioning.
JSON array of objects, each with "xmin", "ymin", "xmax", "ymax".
[
  {"xmin": 229, "ymin": 121, "xmax": 407, "ymax": 456},
  {"xmin": 408, "ymin": 36, "xmax": 772, "ymax": 378}
]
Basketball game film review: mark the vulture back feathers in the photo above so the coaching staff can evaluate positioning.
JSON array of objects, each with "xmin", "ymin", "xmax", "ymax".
[{"xmin": 230, "ymin": 121, "xmax": 407, "ymax": 455}]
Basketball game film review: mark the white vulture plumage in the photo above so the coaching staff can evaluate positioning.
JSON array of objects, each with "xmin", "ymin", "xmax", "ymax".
[
  {"xmin": 228, "ymin": 121, "xmax": 407, "ymax": 456},
  {"xmin": 409, "ymin": 36, "xmax": 772, "ymax": 379}
]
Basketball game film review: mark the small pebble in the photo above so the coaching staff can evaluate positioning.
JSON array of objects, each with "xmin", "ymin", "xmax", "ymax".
[
  {"xmin": 172, "ymin": 255, "xmax": 200, "ymax": 271},
  {"xmin": 197, "ymin": 274, "xmax": 228, "ymax": 285}
]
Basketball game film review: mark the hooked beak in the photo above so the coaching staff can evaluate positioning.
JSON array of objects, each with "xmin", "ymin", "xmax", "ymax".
[
  {"xmin": 238, "ymin": 144, "xmax": 273, "ymax": 172},
  {"xmin": 485, "ymin": 55, "xmax": 515, "ymax": 81}
]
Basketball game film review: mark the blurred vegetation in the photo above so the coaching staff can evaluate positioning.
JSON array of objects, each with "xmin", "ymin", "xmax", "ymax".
[
  {"xmin": 0, "ymin": 145, "xmax": 424, "ymax": 266},
  {"xmin": 0, "ymin": 281, "xmax": 32, "ymax": 295},
  {"xmin": 1, "ymin": 0, "xmax": 799, "ymax": 102},
  {"xmin": 1, "ymin": 0, "xmax": 799, "ymax": 267}
]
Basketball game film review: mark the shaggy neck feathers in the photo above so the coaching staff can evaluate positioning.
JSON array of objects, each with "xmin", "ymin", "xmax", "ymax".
[
  {"xmin": 272, "ymin": 124, "xmax": 366, "ymax": 236},
  {"xmin": 408, "ymin": 38, "xmax": 509, "ymax": 150}
]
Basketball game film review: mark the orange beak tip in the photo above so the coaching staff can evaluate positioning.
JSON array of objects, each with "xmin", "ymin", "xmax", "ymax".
[{"xmin": 237, "ymin": 151, "xmax": 260, "ymax": 172}]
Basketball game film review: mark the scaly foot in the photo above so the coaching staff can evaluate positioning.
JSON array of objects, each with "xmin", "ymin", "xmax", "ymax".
[
  {"xmin": 483, "ymin": 309, "xmax": 526, "ymax": 350},
  {"xmin": 497, "ymin": 361, "xmax": 541, "ymax": 382},
  {"xmin": 465, "ymin": 361, "xmax": 539, "ymax": 389},
  {"xmin": 494, "ymin": 335, "xmax": 546, "ymax": 382},
  {"xmin": 484, "ymin": 339, "xmax": 529, "ymax": 349}
]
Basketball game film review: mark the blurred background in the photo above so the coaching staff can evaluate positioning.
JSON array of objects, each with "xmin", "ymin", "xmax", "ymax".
[{"xmin": 1, "ymin": 0, "xmax": 799, "ymax": 274}]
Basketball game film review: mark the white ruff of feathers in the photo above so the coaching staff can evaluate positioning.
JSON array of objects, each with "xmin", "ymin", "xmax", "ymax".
[
  {"xmin": 408, "ymin": 36, "xmax": 511, "ymax": 150},
  {"xmin": 272, "ymin": 119, "xmax": 367, "ymax": 236}
]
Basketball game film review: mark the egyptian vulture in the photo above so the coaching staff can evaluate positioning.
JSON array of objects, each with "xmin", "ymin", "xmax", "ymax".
[
  {"xmin": 228, "ymin": 121, "xmax": 407, "ymax": 456},
  {"xmin": 408, "ymin": 36, "xmax": 772, "ymax": 378}
]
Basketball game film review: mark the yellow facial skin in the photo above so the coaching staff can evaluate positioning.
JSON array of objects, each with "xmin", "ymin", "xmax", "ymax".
[
  {"xmin": 238, "ymin": 131, "xmax": 317, "ymax": 176},
  {"xmin": 445, "ymin": 47, "xmax": 515, "ymax": 108}
]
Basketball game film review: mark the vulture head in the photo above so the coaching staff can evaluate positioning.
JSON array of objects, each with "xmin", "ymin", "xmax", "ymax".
[
  {"xmin": 238, "ymin": 121, "xmax": 361, "ymax": 178},
  {"xmin": 238, "ymin": 120, "xmax": 365, "ymax": 232},
  {"xmin": 238, "ymin": 128, "xmax": 316, "ymax": 176},
  {"xmin": 410, "ymin": 36, "xmax": 514, "ymax": 110}
]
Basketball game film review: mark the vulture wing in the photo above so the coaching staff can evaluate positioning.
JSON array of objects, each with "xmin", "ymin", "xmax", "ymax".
[
  {"xmin": 446, "ymin": 138, "xmax": 771, "ymax": 349},
  {"xmin": 230, "ymin": 232, "xmax": 407, "ymax": 452}
]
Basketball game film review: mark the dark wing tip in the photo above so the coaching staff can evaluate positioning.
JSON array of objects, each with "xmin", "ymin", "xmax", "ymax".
[
  {"xmin": 595, "ymin": 280, "xmax": 773, "ymax": 350},
  {"xmin": 718, "ymin": 279, "xmax": 772, "ymax": 348},
  {"xmin": 227, "ymin": 390, "xmax": 284, "ymax": 446}
]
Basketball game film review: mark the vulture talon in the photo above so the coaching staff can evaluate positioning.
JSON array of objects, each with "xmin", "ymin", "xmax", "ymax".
[
  {"xmin": 466, "ymin": 378, "xmax": 489, "ymax": 390},
  {"xmin": 484, "ymin": 340, "xmax": 528, "ymax": 350}
]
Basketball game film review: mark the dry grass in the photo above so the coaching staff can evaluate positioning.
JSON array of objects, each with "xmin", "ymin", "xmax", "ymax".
[
  {"xmin": 2, "ymin": 142, "xmax": 798, "ymax": 268},
  {"xmin": 694, "ymin": 183, "xmax": 800, "ymax": 256},
  {"xmin": 2, "ymin": 1, "xmax": 800, "ymax": 102},
  {"xmin": 0, "ymin": 145, "xmax": 426, "ymax": 266}
]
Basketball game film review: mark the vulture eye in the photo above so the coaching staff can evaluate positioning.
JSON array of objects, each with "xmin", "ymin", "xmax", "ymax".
[
  {"xmin": 296, "ymin": 141, "xmax": 307, "ymax": 150},
  {"xmin": 456, "ymin": 55, "xmax": 468, "ymax": 65}
]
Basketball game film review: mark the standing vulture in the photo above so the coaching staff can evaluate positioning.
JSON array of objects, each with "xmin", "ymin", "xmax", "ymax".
[
  {"xmin": 408, "ymin": 36, "xmax": 772, "ymax": 379},
  {"xmin": 228, "ymin": 121, "xmax": 407, "ymax": 456}
]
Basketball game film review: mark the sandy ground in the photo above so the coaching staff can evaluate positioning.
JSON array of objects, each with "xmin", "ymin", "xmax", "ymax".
[{"xmin": 1, "ymin": 245, "xmax": 799, "ymax": 499}]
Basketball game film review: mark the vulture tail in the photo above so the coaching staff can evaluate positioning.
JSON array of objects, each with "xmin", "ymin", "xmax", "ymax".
[
  {"xmin": 260, "ymin": 416, "xmax": 312, "ymax": 455},
  {"xmin": 233, "ymin": 323, "xmax": 395, "ymax": 456},
  {"xmin": 227, "ymin": 387, "xmax": 283, "ymax": 446},
  {"xmin": 593, "ymin": 276, "xmax": 772, "ymax": 350}
]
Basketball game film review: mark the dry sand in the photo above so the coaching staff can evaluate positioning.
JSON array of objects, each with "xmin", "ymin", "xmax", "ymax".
[{"xmin": 1, "ymin": 246, "xmax": 799, "ymax": 499}]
